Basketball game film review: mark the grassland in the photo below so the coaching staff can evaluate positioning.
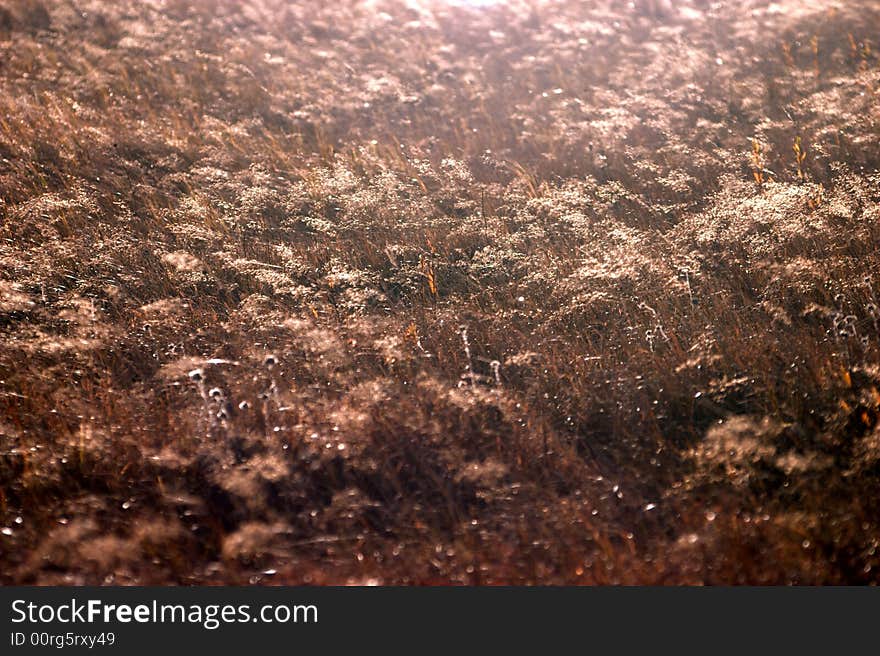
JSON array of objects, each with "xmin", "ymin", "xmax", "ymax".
[{"xmin": 1, "ymin": 0, "xmax": 880, "ymax": 584}]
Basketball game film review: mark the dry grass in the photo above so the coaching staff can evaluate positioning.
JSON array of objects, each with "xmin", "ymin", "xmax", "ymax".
[{"xmin": 1, "ymin": 0, "xmax": 880, "ymax": 584}]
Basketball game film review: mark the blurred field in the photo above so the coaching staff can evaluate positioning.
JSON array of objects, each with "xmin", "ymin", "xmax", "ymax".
[{"xmin": 1, "ymin": 0, "xmax": 880, "ymax": 584}]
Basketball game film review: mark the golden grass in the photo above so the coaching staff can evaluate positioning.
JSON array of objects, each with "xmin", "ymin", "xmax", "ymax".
[{"xmin": 1, "ymin": 0, "xmax": 880, "ymax": 584}]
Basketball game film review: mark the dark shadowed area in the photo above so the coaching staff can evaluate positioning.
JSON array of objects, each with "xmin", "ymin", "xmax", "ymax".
[{"xmin": 1, "ymin": 0, "xmax": 880, "ymax": 584}]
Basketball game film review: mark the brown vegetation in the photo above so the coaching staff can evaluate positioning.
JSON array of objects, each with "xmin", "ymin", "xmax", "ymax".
[{"xmin": 1, "ymin": 0, "xmax": 880, "ymax": 584}]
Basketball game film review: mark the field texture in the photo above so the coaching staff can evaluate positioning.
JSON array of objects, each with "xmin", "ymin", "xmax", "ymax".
[{"xmin": 2, "ymin": 0, "xmax": 880, "ymax": 584}]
